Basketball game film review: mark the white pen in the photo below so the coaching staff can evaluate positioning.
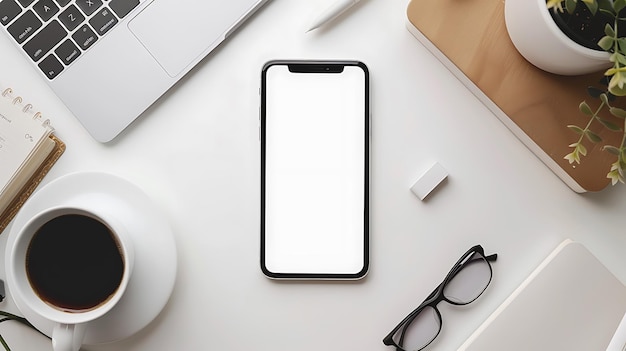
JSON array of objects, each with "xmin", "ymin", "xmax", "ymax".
[{"xmin": 306, "ymin": 0, "xmax": 362, "ymax": 32}]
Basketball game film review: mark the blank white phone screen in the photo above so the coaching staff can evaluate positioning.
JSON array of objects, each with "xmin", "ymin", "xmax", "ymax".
[{"xmin": 263, "ymin": 64, "xmax": 367, "ymax": 276}]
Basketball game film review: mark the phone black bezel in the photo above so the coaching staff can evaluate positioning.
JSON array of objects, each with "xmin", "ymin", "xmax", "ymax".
[{"xmin": 260, "ymin": 60, "xmax": 370, "ymax": 280}]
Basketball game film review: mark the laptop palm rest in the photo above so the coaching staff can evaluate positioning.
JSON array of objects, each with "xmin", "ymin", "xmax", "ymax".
[{"xmin": 129, "ymin": 0, "xmax": 250, "ymax": 77}]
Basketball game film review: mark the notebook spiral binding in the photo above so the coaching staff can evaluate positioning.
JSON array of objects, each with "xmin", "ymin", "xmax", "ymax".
[
  {"xmin": 0, "ymin": 84, "xmax": 64, "ymax": 234},
  {"xmin": 1, "ymin": 87, "xmax": 53, "ymax": 131}
]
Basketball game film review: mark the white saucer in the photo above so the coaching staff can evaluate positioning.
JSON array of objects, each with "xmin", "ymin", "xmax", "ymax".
[{"xmin": 5, "ymin": 172, "xmax": 177, "ymax": 345}]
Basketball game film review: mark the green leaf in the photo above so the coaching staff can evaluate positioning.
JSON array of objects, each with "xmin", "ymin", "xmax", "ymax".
[
  {"xmin": 610, "ymin": 83, "xmax": 626, "ymax": 96},
  {"xmin": 618, "ymin": 38, "xmax": 626, "ymax": 52},
  {"xmin": 616, "ymin": 54, "xmax": 626, "ymax": 66},
  {"xmin": 585, "ymin": 129, "xmax": 603, "ymax": 142},
  {"xmin": 585, "ymin": 0, "xmax": 599, "ymax": 14},
  {"xmin": 597, "ymin": 0, "xmax": 613, "ymax": 10},
  {"xmin": 565, "ymin": 0, "xmax": 577, "ymax": 13},
  {"xmin": 601, "ymin": 93, "xmax": 610, "ymax": 104},
  {"xmin": 610, "ymin": 107, "xmax": 626, "ymax": 118},
  {"xmin": 567, "ymin": 125, "xmax": 585, "ymax": 134},
  {"xmin": 579, "ymin": 101, "xmax": 593, "ymax": 115},
  {"xmin": 608, "ymin": 158, "xmax": 626, "ymax": 184},
  {"xmin": 578, "ymin": 143, "xmax": 588, "ymax": 156},
  {"xmin": 607, "ymin": 169, "xmax": 623, "ymax": 185},
  {"xmin": 546, "ymin": 0, "xmax": 562, "ymax": 9},
  {"xmin": 564, "ymin": 151, "xmax": 580, "ymax": 164},
  {"xmin": 614, "ymin": 0, "xmax": 626, "ymax": 13},
  {"xmin": 598, "ymin": 36, "xmax": 615, "ymax": 51},
  {"xmin": 598, "ymin": 118, "xmax": 622, "ymax": 130},
  {"xmin": 605, "ymin": 23, "xmax": 616, "ymax": 37},
  {"xmin": 604, "ymin": 145, "xmax": 622, "ymax": 155},
  {"xmin": 609, "ymin": 72, "xmax": 626, "ymax": 96}
]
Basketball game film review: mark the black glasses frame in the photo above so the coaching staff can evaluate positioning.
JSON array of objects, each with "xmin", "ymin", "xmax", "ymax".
[{"xmin": 382, "ymin": 245, "xmax": 498, "ymax": 351}]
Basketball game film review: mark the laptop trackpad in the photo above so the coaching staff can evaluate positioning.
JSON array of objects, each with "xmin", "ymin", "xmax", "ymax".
[{"xmin": 129, "ymin": 0, "xmax": 242, "ymax": 77}]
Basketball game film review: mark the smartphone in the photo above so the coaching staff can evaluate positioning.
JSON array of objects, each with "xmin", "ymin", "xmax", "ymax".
[{"xmin": 260, "ymin": 60, "xmax": 369, "ymax": 279}]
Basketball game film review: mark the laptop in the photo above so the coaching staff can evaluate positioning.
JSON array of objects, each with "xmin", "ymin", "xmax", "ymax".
[{"xmin": 0, "ymin": 0, "xmax": 271, "ymax": 142}]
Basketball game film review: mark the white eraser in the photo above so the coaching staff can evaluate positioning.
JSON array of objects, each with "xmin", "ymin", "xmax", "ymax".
[{"xmin": 411, "ymin": 162, "xmax": 448, "ymax": 200}]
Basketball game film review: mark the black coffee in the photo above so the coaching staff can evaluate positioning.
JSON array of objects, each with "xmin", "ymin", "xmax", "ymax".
[{"xmin": 26, "ymin": 214, "xmax": 124, "ymax": 311}]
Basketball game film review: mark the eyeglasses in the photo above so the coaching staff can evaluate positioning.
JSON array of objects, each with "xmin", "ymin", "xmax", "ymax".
[{"xmin": 382, "ymin": 245, "xmax": 497, "ymax": 351}]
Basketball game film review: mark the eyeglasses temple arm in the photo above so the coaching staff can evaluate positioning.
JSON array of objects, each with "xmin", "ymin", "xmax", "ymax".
[{"xmin": 486, "ymin": 253, "xmax": 498, "ymax": 262}]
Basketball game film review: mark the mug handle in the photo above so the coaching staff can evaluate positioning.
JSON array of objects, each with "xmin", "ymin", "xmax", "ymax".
[{"xmin": 52, "ymin": 323, "xmax": 87, "ymax": 351}]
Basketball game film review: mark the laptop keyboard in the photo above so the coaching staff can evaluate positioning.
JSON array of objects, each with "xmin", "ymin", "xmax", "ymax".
[{"xmin": 0, "ymin": 0, "xmax": 140, "ymax": 80}]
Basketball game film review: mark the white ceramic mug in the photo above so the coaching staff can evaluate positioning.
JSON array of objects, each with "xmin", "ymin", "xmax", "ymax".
[{"xmin": 6, "ymin": 202, "xmax": 134, "ymax": 351}]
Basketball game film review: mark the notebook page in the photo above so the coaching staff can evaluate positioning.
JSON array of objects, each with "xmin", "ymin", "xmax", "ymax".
[
  {"xmin": 0, "ymin": 136, "xmax": 55, "ymax": 216},
  {"xmin": 0, "ymin": 96, "xmax": 51, "ymax": 194}
]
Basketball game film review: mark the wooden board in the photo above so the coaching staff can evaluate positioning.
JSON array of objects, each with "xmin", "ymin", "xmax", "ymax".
[{"xmin": 407, "ymin": 0, "xmax": 622, "ymax": 192}]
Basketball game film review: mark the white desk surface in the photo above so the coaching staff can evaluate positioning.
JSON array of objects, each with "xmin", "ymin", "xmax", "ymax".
[{"xmin": 1, "ymin": 0, "xmax": 626, "ymax": 350}]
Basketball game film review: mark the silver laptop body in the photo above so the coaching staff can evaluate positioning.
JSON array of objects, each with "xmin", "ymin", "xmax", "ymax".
[{"xmin": 0, "ymin": 0, "xmax": 270, "ymax": 142}]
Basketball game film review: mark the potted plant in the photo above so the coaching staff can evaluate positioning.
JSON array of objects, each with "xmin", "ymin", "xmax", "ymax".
[{"xmin": 505, "ymin": 0, "xmax": 626, "ymax": 185}]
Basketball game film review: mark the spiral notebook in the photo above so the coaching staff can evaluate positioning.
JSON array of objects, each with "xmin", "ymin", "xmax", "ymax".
[{"xmin": 0, "ymin": 85, "xmax": 65, "ymax": 233}]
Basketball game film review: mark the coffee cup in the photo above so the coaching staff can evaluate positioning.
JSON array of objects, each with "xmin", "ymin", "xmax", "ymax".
[{"xmin": 6, "ymin": 202, "xmax": 134, "ymax": 351}]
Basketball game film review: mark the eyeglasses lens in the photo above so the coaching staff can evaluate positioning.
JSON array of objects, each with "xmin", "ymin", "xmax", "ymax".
[
  {"xmin": 393, "ymin": 251, "xmax": 492, "ymax": 351},
  {"xmin": 443, "ymin": 252, "xmax": 491, "ymax": 304},
  {"xmin": 393, "ymin": 305, "xmax": 441, "ymax": 351}
]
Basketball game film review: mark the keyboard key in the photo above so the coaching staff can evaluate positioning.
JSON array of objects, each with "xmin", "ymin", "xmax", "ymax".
[
  {"xmin": 89, "ymin": 7, "xmax": 116, "ymax": 36},
  {"xmin": 55, "ymin": 39, "xmax": 80, "ymax": 65},
  {"xmin": 7, "ymin": 10, "xmax": 41, "ymax": 44},
  {"xmin": 54, "ymin": 0, "xmax": 71, "ymax": 7},
  {"xmin": 0, "ymin": 0, "xmax": 22, "ymax": 26},
  {"xmin": 72, "ymin": 23, "xmax": 97, "ymax": 50},
  {"xmin": 109, "ymin": 0, "xmax": 139, "ymax": 18},
  {"xmin": 38, "ymin": 54, "xmax": 63, "ymax": 79},
  {"xmin": 16, "ymin": 0, "xmax": 36, "ymax": 7},
  {"xmin": 59, "ymin": 5, "xmax": 84, "ymax": 31},
  {"xmin": 76, "ymin": 0, "xmax": 102, "ymax": 16},
  {"xmin": 23, "ymin": 19, "xmax": 66, "ymax": 61},
  {"xmin": 33, "ymin": 0, "xmax": 59, "ymax": 22}
]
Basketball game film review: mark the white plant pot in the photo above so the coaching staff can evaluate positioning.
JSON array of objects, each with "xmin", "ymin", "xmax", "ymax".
[{"xmin": 505, "ymin": 0, "xmax": 611, "ymax": 75}]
